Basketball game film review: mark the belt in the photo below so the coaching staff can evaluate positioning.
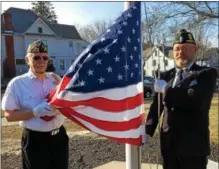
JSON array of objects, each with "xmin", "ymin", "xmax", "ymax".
[{"xmin": 24, "ymin": 126, "xmax": 63, "ymax": 136}]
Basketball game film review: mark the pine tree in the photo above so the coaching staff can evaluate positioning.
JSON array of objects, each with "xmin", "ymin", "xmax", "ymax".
[{"xmin": 31, "ymin": 2, "xmax": 57, "ymax": 23}]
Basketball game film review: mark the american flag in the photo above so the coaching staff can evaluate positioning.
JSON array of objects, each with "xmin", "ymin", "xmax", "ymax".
[{"xmin": 48, "ymin": 2, "xmax": 145, "ymax": 146}]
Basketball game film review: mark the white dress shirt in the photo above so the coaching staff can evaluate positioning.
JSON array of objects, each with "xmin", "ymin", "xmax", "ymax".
[{"xmin": 2, "ymin": 70, "xmax": 65, "ymax": 132}]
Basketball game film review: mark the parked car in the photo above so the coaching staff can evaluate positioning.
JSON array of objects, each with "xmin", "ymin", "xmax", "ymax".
[
  {"xmin": 144, "ymin": 76, "xmax": 155, "ymax": 83},
  {"xmin": 143, "ymin": 76, "xmax": 155, "ymax": 98}
]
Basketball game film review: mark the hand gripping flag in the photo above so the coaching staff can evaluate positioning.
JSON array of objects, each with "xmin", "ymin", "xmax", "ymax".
[{"xmin": 47, "ymin": 2, "xmax": 145, "ymax": 146}]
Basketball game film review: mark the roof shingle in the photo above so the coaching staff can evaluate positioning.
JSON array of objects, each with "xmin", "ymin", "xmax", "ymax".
[{"xmin": 2, "ymin": 7, "xmax": 82, "ymax": 40}]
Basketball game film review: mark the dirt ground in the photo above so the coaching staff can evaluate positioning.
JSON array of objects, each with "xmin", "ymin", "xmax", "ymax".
[
  {"xmin": 1, "ymin": 129, "xmax": 218, "ymax": 169},
  {"xmin": 1, "ymin": 95, "xmax": 218, "ymax": 169}
]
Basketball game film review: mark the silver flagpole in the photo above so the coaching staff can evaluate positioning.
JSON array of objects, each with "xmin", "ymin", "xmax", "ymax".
[
  {"xmin": 156, "ymin": 38, "xmax": 162, "ymax": 169},
  {"xmin": 124, "ymin": 2, "xmax": 141, "ymax": 169},
  {"xmin": 157, "ymin": 65, "xmax": 161, "ymax": 169},
  {"xmin": 144, "ymin": 2, "xmax": 152, "ymax": 169}
]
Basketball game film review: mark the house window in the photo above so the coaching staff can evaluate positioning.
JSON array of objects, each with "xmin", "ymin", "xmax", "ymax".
[
  {"xmin": 154, "ymin": 50, "xmax": 157, "ymax": 56},
  {"xmin": 60, "ymin": 60, "xmax": 65, "ymax": 70},
  {"xmin": 75, "ymin": 42, "xmax": 80, "ymax": 54},
  {"xmin": 152, "ymin": 60, "xmax": 156, "ymax": 66},
  {"xmin": 69, "ymin": 42, "xmax": 73, "ymax": 47},
  {"xmin": 38, "ymin": 27, "xmax": 43, "ymax": 33},
  {"xmin": 165, "ymin": 60, "xmax": 168, "ymax": 66},
  {"xmin": 152, "ymin": 70, "xmax": 157, "ymax": 77},
  {"xmin": 16, "ymin": 59, "xmax": 25, "ymax": 65}
]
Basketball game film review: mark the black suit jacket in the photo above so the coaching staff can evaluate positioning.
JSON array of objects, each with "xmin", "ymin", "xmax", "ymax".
[{"xmin": 145, "ymin": 63, "xmax": 217, "ymax": 156}]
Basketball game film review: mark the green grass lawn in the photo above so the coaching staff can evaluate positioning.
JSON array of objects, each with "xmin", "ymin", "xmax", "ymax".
[
  {"xmin": 1, "ymin": 119, "xmax": 84, "ymax": 140},
  {"xmin": 1, "ymin": 109, "xmax": 4, "ymax": 117},
  {"xmin": 209, "ymin": 94, "xmax": 218, "ymax": 144}
]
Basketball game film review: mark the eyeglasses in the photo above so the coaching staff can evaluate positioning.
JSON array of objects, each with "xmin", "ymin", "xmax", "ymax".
[{"xmin": 32, "ymin": 56, "xmax": 49, "ymax": 61}]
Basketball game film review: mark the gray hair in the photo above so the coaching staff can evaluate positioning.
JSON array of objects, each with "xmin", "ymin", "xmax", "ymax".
[{"xmin": 26, "ymin": 53, "xmax": 34, "ymax": 57}]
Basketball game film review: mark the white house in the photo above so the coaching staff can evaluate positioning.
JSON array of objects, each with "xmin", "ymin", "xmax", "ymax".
[
  {"xmin": 1, "ymin": 7, "xmax": 89, "ymax": 79},
  {"xmin": 143, "ymin": 46, "xmax": 175, "ymax": 77},
  {"xmin": 204, "ymin": 48, "xmax": 219, "ymax": 69},
  {"xmin": 196, "ymin": 48, "xmax": 219, "ymax": 76}
]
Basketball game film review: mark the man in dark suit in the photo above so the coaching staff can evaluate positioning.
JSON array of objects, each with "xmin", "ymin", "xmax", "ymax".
[{"xmin": 145, "ymin": 29, "xmax": 217, "ymax": 169}]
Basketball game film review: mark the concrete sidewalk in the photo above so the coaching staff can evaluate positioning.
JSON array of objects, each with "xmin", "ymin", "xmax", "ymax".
[
  {"xmin": 94, "ymin": 160, "xmax": 219, "ymax": 169},
  {"xmin": 94, "ymin": 161, "xmax": 162, "ymax": 169}
]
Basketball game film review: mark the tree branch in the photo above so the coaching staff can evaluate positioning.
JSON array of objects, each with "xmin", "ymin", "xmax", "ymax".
[{"xmin": 182, "ymin": 2, "xmax": 219, "ymax": 18}]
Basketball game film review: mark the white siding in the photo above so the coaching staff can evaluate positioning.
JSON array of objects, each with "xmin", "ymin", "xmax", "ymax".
[
  {"xmin": 0, "ymin": 31, "xmax": 89, "ymax": 77},
  {"xmin": 144, "ymin": 56, "xmax": 154, "ymax": 76},
  {"xmin": 24, "ymin": 36, "xmax": 39, "ymax": 53},
  {"xmin": 74, "ymin": 42, "xmax": 80, "ymax": 55},
  {"xmin": 144, "ymin": 47, "xmax": 175, "ymax": 76},
  {"xmin": 27, "ymin": 19, "xmax": 55, "ymax": 35},
  {"xmin": 22, "ymin": 36, "xmax": 89, "ymax": 76},
  {"xmin": 23, "ymin": 36, "xmax": 87, "ymax": 58},
  {"xmin": 49, "ymin": 38, "xmax": 75, "ymax": 57},
  {"xmin": 54, "ymin": 57, "xmax": 71, "ymax": 76},
  {"xmin": 14, "ymin": 36, "xmax": 28, "ymax": 75},
  {"xmin": 14, "ymin": 35, "xmax": 25, "ymax": 58}
]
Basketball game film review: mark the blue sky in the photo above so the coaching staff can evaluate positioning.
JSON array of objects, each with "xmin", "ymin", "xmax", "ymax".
[
  {"xmin": 1, "ymin": 2, "xmax": 218, "ymax": 47},
  {"xmin": 2, "ymin": 2, "xmax": 125, "ymax": 25}
]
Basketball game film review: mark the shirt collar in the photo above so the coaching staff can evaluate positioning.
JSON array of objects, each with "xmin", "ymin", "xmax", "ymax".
[
  {"xmin": 176, "ymin": 62, "xmax": 194, "ymax": 72},
  {"xmin": 27, "ymin": 69, "xmax": 49, "ymax": 80}
]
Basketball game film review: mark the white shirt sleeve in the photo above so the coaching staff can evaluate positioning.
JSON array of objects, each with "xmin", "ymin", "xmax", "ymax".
[{"xmin": 2, "ymin": 79, "xmax": 21, "ymax": 111}]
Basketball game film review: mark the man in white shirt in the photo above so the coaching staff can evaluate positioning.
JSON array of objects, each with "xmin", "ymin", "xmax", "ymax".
[{"xmin": 2, "ymin": 40, "xmax": 69, "ymax": 169}]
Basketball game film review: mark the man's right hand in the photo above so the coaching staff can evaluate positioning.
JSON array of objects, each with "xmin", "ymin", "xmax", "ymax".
[{"xmin": 33, "ymin": 100, "xmax": 55, "ymax": 117}]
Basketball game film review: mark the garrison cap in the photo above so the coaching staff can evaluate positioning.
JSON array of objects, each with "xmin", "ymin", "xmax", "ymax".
[
  {"xmin": 27, "ymin": 40, "xmax": 48, "ymax": 54},
  {"xmin": 173, "ymin": 29, "xmax": 196, "ymax": 46}
]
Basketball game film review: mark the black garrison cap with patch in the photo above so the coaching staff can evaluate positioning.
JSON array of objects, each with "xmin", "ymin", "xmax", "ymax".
[
  {"xmin": 27, "ymin": 40, "xmax": 48, "ymax": 53},
  {"xmin": 173, "ymin": 29, "xmax": 196, "ymax": 45}
]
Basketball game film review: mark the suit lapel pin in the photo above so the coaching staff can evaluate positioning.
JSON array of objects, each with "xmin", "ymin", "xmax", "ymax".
[{"xmin": 189, "ymin": 79, "xmax": 198, "ymax": 86}]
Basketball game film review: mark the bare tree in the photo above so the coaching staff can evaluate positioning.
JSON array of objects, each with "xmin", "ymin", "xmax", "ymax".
[
  {"xmin": 143, "ymin": 2, "xmax": 218, "ymax": 46},
  {"xmin": 75, "ymin": 20, "xmax": 111, "ymax": 43},
  {"xmin": 154, "ymin": 2, "xmax": 218, "ymax": 27},
  {"xmin": 142, "ymin": 2, "xmax": 165, "ymax": 45},
  {"xmin": 177, "ymin": 2, "xmax": 218, "ymax": 19},
  {"xmin": 193, "ymin": 26, "xmax": 214, "ymax": 63},
  {"xmin": 76, "ymin": 2, "xmax": 217, "ymax": 52}
]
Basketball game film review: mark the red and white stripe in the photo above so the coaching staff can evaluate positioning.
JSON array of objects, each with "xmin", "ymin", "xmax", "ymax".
[{"xmin": 48, "ymin": 75, "xmax": 145, "ymax": 146}]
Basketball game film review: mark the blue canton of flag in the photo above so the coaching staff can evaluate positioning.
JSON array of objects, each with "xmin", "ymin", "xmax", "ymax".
[{"xmin": 65, "ymin": 2, "xmax": 142, "ymax": 93}]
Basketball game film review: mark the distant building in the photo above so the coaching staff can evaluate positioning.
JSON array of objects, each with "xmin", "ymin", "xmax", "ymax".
[
  {"xmin": 196, "ymin": 47, "xmax": 219, "ymax": 75},
  {"xmin": 143, "ymin": 45, "xmax": 174, "ymax": 77},
  {"xmin": 1, "ymin": 7, "xmax": 89, "ymax": 79}
]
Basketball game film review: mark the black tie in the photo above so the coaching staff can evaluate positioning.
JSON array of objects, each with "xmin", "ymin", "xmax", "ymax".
[
  {"xmin": 178, "ymin": 70, "xmax": 183, "ymax": 81},
  {"xmin": 173, "ymin": 70, "xmax": 183, "ymax": 87}
]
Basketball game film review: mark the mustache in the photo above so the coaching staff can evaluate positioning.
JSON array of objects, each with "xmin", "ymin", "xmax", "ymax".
[{"xmin": 176, "ymin": 55, "xmax": 186, "ymax": 58}]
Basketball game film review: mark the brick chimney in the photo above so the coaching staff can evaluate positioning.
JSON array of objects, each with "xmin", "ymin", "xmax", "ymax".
[{"xmin": 2, "ymin": 12, "xmax": 16, "ymax": 78}]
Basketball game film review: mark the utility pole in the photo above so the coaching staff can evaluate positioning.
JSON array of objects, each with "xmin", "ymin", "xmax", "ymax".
[{"xmin": 162, "ymin": 32, "xmax": 166, "ymax": 71}]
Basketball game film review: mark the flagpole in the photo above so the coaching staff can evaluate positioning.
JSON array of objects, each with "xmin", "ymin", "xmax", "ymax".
[{"xmin": 124, "ymin": 2, "xmax": 141, "ymax": 169}]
